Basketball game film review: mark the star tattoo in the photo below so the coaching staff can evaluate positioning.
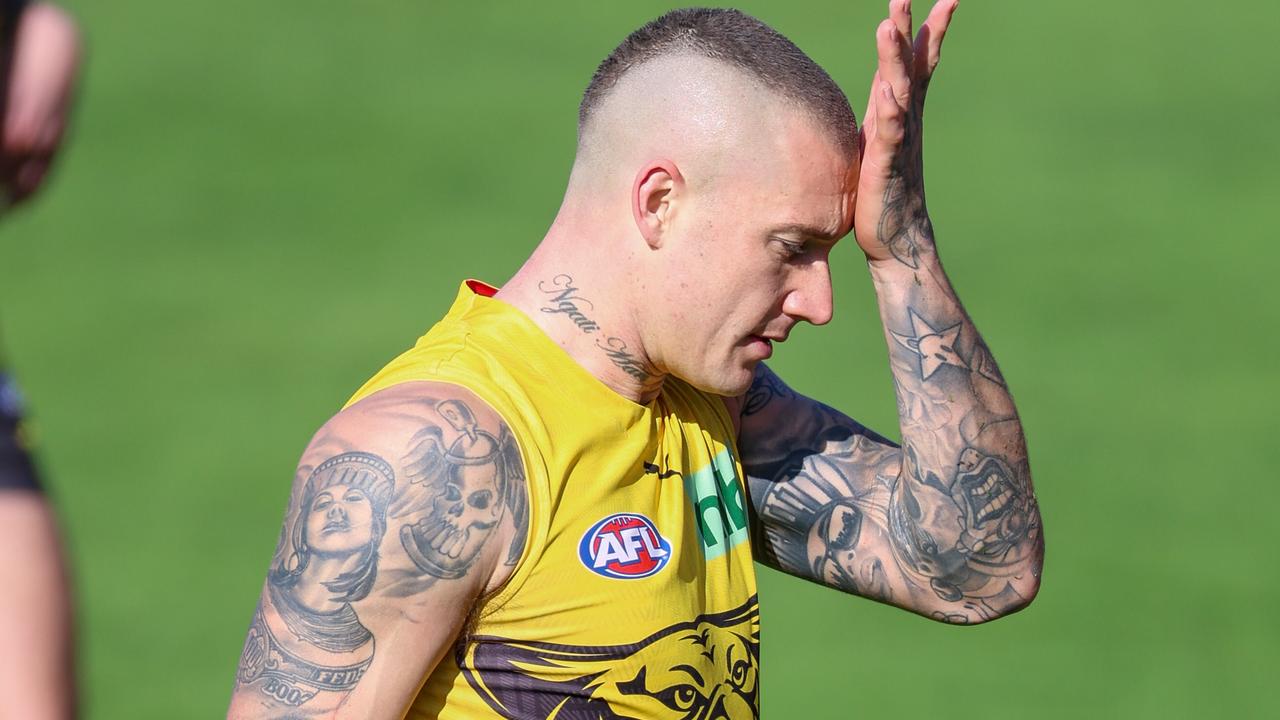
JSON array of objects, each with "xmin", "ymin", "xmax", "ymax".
[{"xmin": 891, "ymin": 310, "xmax": 968, "ymax": 380}]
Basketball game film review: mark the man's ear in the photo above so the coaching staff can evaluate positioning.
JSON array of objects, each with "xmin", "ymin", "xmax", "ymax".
[{"xmin": 632, "ymin": 160, "xmax": 683, "ymax": 250}]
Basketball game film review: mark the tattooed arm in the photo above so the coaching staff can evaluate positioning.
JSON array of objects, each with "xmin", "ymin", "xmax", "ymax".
[
  {"xmin": 227, "ymin": 382, "xmax": 529, "ymax": 718},
  {"xmin": 733, "ymin": 0, "xmax": 1042, "ymax": 624},
  {"xmin": 737, "ymin": 352, "xmax": 1040, "ymax": 624}
]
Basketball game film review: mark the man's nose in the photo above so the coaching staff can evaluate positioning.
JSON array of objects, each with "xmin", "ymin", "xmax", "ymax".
[{"xmin": 782, "ymin": 261, "xmax": 834, "ymax": 326}]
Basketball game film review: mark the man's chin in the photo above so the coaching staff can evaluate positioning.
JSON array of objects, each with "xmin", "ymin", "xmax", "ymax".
[
  {"xmin": 675, "ymin": 365, "xmax": 756, "ymax": 398},
  {"xmin": 721, "ymin": 372, "xmax": 756, "ymax": 398}
]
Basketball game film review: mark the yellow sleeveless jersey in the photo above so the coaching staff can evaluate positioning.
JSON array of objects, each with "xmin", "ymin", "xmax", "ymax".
[{"xmin": 346, "ymin": 281, "xmax": 760, "ymax": 719}]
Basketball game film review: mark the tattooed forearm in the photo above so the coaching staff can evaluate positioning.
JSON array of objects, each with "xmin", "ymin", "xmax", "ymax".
[
  {"xmin": 889, "ymin": 310, "xmax": 965, "ymax": 380},
  {"xmin": 539, "ymin": 274, "xmax": 656, "ymax": 383},
  {"xmin": 871, "ymin": 247, "xmax": 1042, "ymax": 621},
  {"xmin": 741, "ymin": 259, "xmax": 1043, "ymax": 624},
  {"xmin": 885, "ymin": 442, "xmax": 1040, "ymax": 621}
]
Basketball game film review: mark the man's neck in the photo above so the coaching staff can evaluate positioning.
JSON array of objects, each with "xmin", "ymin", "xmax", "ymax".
[{"xmin": 495, "ymin": 241, "xmax": 666, "ymax": 405}]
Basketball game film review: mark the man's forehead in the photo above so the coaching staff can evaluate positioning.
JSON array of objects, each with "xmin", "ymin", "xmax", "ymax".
[{"xmin": 743, "ymin": 114, "xmax": 856, "ymax": 233}]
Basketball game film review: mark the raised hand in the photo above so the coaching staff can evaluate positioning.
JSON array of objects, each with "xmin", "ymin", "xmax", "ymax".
[{"xmin": 853, "ymin": 0, "xmax": 958, "ymax": 268}]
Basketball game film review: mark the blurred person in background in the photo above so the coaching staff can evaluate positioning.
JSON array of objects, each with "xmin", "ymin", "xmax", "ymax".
[
  {"xmin": 229, "ymin": 1, "xmax": 1043, "ymax": 717},
  {"xmin": 0, "ymin": 1, "xmax": 80, "ymax": 718}
]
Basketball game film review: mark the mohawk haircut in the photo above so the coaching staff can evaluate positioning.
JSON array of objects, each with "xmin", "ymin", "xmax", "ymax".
[{"xmin": 579, "ymin": 7, "xmax": 857, "ymax": 154}]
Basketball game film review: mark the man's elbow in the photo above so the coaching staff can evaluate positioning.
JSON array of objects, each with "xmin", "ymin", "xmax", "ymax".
[
  {"xmin": 929, "ymin": 557, "xmax": 1044, "ymax": 626},
  {"xmin": 990, "ymin": 566, "xmax": 1043, "ymax": 622}
]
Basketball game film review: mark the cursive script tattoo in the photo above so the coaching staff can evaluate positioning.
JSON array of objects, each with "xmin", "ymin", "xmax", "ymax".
[
  {"xmin": 538, "ymin": 274, "xmax": 601, "ymax": 333},
  {"xmin": 539, "ymin": 274, "xmax": 654, "ymax": 383},
  {"xmin": 595, "ymin": 336, "xmax": 650, "ymax": 382}
]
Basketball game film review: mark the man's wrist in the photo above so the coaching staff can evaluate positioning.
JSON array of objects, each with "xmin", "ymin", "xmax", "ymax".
[{"xmin": 865, "ymin": 224, "xmax": 941, "ymax": 285}]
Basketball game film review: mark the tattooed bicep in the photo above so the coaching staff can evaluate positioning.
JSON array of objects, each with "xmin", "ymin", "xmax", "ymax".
[
  {"xmin": 230, "ymin": 384, "xmax": 531, "ymax": 717},
  {"xmin": 734, "ymin": 365, "xmax": 911, "ymax": 599},
  {"xmin": 737, "ymin": 363, "xmax": 897, "ymax": 475},
  {"xmin": 325, "ymin": 385, "xmax": 530, "ymax": 598}
]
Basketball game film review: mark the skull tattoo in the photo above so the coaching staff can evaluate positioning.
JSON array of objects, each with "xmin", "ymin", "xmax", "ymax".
[
  {"xmin": 887, "ymin": 444, "xmax": 1039, "ymax": 604},
  {"xmin": 400, "ymin": 400, "xmax": 508, "ymax": 579}
]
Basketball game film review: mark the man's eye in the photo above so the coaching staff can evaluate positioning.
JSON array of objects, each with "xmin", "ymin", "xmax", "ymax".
[{"xmin": 775, "ymin": 239, "xmax": 806, "ymax": 258}]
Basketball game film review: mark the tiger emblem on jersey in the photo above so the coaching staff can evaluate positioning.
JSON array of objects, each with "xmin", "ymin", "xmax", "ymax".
[{"xmin": 460, "ymin": 597, "xmax": 759, "ymax": 719}]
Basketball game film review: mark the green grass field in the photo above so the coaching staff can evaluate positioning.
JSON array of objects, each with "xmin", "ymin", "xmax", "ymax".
[{"xmin": 0, "ymin": 0, "xmax": 1276, "ymax": 717}]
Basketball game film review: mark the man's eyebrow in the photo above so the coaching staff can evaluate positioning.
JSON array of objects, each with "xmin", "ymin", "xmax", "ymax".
[{"xmin": 773, "ymin": 223, "xmax": 843, "ymax": 242}]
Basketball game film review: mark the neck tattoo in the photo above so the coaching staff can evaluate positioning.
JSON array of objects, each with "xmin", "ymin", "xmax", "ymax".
[
  {"xmin": 538, "ymin": 274, "xmax": 601, "ymax": 333},
  {"xmin": 538, "ymin": 274, "xmax": 652, "ymax": 384}
]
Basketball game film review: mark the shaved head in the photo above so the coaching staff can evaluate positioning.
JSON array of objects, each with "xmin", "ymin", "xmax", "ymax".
[
  {"xmin": 578, "ymin": 8, "xmax": 856, "ymax": 159},
  {"xmin": 572, "ymin": 54, "xmax": 800, "ymax": 192}
]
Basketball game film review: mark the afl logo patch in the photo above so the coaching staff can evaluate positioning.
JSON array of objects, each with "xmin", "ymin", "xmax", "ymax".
[{"xmin": 579, "ymin": 513, "xmax": 672, "ymax": 579}]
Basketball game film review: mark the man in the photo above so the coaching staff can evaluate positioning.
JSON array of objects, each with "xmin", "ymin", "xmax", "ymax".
[
  {"xmin": 0, "ymin": 2, "xmax": 81, "ymax": 719},
  {"xmin": 229, "ymin": 1, "xmax": 1043, "ymax": 717}
]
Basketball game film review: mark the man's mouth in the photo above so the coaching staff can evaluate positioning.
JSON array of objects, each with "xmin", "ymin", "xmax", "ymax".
[{"xmin": 747, "ymin": 335, "xmax": 774, "ymax": 359}]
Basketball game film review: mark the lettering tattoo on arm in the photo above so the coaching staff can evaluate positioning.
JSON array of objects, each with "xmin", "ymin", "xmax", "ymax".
[
  {"xmin": 232, "ymin": 396, "xmax": 528, "ymax": 715},
  {"xmin": 538, "ymin": 274, "xmax": 656, "ymax": 383}
]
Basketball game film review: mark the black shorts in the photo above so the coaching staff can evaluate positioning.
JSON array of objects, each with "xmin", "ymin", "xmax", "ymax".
[{"xmin": 0, "ymin": 372, "xmax": 40, "ymax": 492}]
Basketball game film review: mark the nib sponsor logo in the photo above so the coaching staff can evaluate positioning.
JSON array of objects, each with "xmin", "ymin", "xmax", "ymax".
[{"xmin": 579, "ymin": 513, "xmax": 671, "ymax": 579}]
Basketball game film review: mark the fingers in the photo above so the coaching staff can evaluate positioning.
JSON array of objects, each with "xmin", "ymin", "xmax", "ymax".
[
  {"xmin": 860, "ymin": 71, "xmax": 881, "ymax": 157},
  {"xmin": 889, "ymin": 0, "xmax": 913, "ymax": 55},
  {"xmin": 874, "ymin": 81, "xmax": 904, "ymax": 147},
  {"xmin": 861, "ymin": 67, "xmax": 877, "ymax": 140},
  {"xmin": 862, "ymin": 79, "xmax": 903, "ymax": 176},
  {"xmin": 876, "ymin": 19, "xmax": 912, "ymax": 109},
  {"xmin": 864, "ymin": 0, "xmax": 951, "ymax": 162},
  {"xmin": 913, "ymin": 0, "xmax": 959, "ymax": 80}
]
